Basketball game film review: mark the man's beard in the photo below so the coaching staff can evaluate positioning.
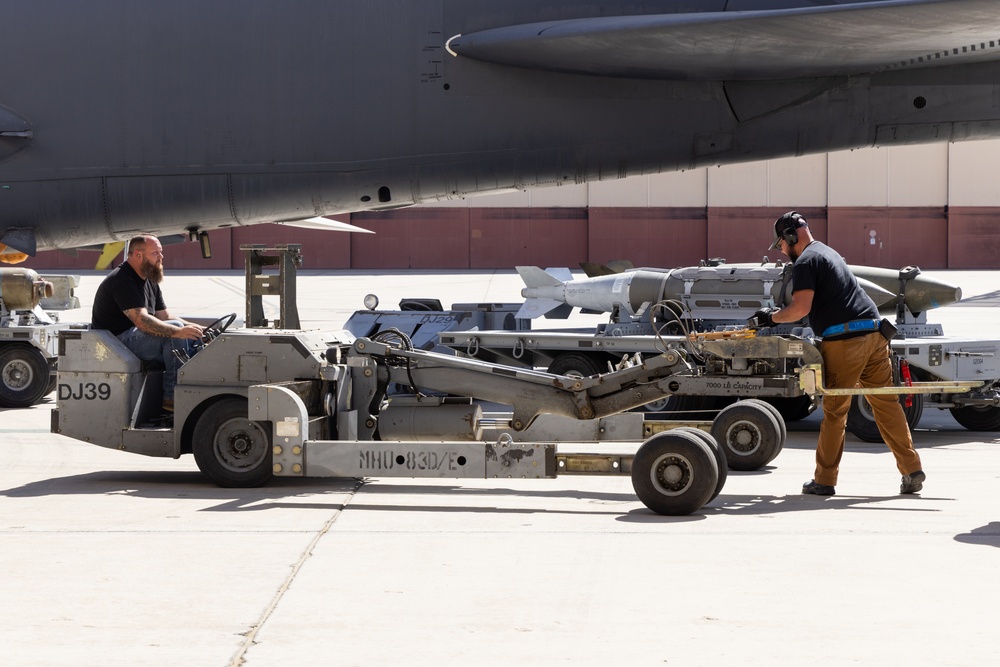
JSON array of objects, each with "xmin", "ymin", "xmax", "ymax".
[{"xmin": 143, "ymin": 259, "xmax": 164, "ymax": 284}]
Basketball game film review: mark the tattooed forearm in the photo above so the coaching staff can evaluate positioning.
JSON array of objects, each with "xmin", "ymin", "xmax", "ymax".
[{"xmin": 125, "ymin": 308, "xmax": 177, "ymax": 337}]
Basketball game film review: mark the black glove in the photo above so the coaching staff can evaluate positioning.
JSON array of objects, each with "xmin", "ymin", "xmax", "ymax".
[{"xmin": 748, "ymin": 307, "xmax": 779, "ymax": 329}]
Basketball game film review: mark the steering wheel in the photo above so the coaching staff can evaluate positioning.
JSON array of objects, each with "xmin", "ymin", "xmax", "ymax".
[{"xmin": 201, "ymin": 313, "xmax": 237, "ymax": 341}]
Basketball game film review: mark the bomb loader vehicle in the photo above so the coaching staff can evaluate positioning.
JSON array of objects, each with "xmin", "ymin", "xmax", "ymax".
[
  {"xmin": 52, "ymin": 313, "xmax": 979, "ymax": 516},
  {"xmin": 50, "ymin": 246, "xmax": 981, "ymax": 515}
]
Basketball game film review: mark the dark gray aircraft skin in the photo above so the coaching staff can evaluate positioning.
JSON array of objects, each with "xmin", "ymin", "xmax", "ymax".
[{"xmin": 2, "ymin": 0, "xmax": 1000, "ymax": 261}]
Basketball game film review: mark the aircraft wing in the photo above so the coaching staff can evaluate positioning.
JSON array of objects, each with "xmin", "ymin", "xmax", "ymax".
[{"xmin": 447, "ymin": 0, "xmax": 1000, "ymax": 81}]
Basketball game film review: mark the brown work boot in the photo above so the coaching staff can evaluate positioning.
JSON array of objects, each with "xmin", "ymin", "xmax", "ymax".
[{"xmin": 162, "ymin": 398, "xmax": 174, "ymax": 413}]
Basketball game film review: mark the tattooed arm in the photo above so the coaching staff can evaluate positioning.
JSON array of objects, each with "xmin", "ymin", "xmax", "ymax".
[{"xmin": 124, "ymin": 308, "xmax": 204, "ymax": 339}]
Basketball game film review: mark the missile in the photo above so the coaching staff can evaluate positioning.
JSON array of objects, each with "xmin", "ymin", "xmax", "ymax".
[
  {"xmin": 580, "ymin": 259, "xmax": 962, "ymax": 315},
  {"xmin": 847, "ymin": 265, "xmax": 962, "ymax": 315},
  {"xmin": 516, "ymin": 264, "xmax": 897, "ymax": 321},
  {"xmin": 519, "ymin": 261, "xmax": 963, "ymax": 321},
  {"xmin": 0, "ymin": 267, "xmax": 54, "ymax": 312}
]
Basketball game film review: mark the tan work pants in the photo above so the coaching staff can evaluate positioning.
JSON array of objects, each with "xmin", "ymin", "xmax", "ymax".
[{"xmin": 815, "ymin": 332, "xmax": 922, "ymax": 486}]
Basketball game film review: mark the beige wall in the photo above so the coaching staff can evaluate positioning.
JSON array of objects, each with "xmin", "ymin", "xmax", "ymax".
[
  {"xmin": 949, "ymin": 139, "xmax": 1000, "ymax": 206},
  {"xmin": 431, "ymin": 139, "xmax": 997, "ymax": 210}
]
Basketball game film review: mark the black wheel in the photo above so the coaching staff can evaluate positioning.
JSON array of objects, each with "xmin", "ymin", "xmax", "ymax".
[
  {"xmin": 763, "ymin": 395, "xmax": 814, "ymax": 422},
  {"xmin": 672, "ymin": 427, "xmax": 727, "ymax": 504},
  {"xmin": 710, "ymin": 401, "xmax": 782, "ymax": 471},
  {"xmin": 664, "ymin": 394, "xmax": 718, "ymax": 420},
  {"xmin": 637, "ymin": 394, "xmax": 705, "ymax": 414},
  {"xmin": 547, "ymin": 353, "xmax": 605, "ymax": 378},
  {"xmin": 631, "ymin": 431, "xmax": 719, "ymax": 515},
  {"xmin": 192, "ymin": 397, "xmax": 273, "ymax": 487},
  {"xmin": 847, "ymin": 394, "xmax": 923, "ymax": 443},
  {"xmin": 949, "ymin": 405, "xmax": 1000, "ymax": 431},
  {"xmin": 739, "ymin": 398, "xmax": 787, "ymax": 463},
  {"xmin": 638, "ymin": 395, "xmax": 674, "ymax": 412},
  {"xmin": 0, "ymin": 345, "xmax": 50, "ymax": 408}
]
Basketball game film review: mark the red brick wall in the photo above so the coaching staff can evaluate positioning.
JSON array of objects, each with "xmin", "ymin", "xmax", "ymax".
[
  {"xmin": 589, "ymin": 208, "xmax": 707, "ymax": 268},
  {"xmin": 828, "ymin": 208, "xmax": 948, "ymax": 269},
  {"xmin": 19, "ymin": 206, "xmax": 993, "ymax": 271},
  {"xmin": 470, "ymin": 208, "xmax": 588, "ymax": 269},
  {"xmin": 351, "ymin": 209, "xmax": 470, "ymax": 269},
  {"xmin": 947, "ymin": 208, "xmax": 1000, "ymax": 269}
]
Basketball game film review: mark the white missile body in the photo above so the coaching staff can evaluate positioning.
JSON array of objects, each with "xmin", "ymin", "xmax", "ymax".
[{"xmin": 515, "ymin": 263, "xmax": 939, "ymax": 321}]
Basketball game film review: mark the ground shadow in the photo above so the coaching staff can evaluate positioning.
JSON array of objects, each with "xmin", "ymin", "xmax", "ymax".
[
  {"xmin": 0, "ymin": 469, "xmax": 360, "ymax": 512},
  {"xmin": 954, "ymin": 522, "xmax": 1000, "ymax": 548},
  {"xmin": 616, "ymin": 490, "xmax": 944, "ymax": 522},
  {"xmin": 0, "ymin": 470, "xmax": 637, "ymax": 516}
]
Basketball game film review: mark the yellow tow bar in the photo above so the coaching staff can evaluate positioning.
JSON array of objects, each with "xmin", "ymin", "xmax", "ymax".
[{"xmin": 798, "ymin": 364, "xmax": 982, "ymax": 397}]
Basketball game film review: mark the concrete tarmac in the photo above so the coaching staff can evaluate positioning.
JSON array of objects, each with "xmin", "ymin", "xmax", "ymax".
[{"xmin": 2, "ymin": 267, "xmax": 999, "ymax": 667}]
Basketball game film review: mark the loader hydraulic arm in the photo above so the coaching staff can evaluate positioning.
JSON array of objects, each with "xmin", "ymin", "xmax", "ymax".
[{"xmin": 348, "ymin": 337, "xmax": 694, "ymax": 431}]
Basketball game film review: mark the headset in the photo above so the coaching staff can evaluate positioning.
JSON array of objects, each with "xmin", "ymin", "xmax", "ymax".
[{"xmin": 775, "ymin": 211, "xmax": 806, "ymax": 247}]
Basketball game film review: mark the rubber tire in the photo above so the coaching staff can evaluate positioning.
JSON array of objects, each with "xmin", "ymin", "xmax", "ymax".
[
  {"xmin": 949, "ymin": 405, "xmax": 1000, "ymax": 431},
  {"xmin": 637, "ymin": 394, "xmax": 708, "ymax": 415},
  {"xmin": 639, "ymin": 395, "xmax": 674, "ymax": 412},
  {"xmin": 547, "ymin": 353, "xmax": 605, "ymax": 378},
  {"xmin": 0, "ymin": 345, "xmax": 51, "ymax": 408},
  {"xmin": 710, "ymin": 401, "xmax": 782, "ymax": 471},
  {"xmin": 663, "ymin": 394, "xmax": 718, "ymax": 421},
  {"xmin": 192, "ymin": 397, "xmax": 273, "ymax": 487},
  {"xmin": 672, "ymin": 427, "xmax": 727, "ymax": 504},
  {"xmin": 846, "ymin": 394, "xmax": 923, "ymax": 443},
  {"xmin": 631, "ymin": 431, "xmax": 719, "ymax": 516},
  {"xmin": 763, "ymin": 395, "xmax": 814, "ymax": 422},
  {"xmin": 739, "ymin": 398, "xmax": 787, "ymax": 464}
]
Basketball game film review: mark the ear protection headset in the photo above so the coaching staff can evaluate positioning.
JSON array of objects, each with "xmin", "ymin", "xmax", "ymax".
[
  {"xmin": 771, "ymin": 211, "xmax": 807, "ymax": 250},
  {"xmin": 782, "ymin": 212, "xmax": 803, "ymax": 245}
]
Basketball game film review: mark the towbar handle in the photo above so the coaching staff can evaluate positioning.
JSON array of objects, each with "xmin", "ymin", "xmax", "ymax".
[{"xmin": 799, "ymin": 364, "xmax": 982, "ymax": 397}]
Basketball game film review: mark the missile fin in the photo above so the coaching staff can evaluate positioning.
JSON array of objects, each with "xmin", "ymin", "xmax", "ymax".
[
  {"xmin": 543, "ymin": 303, "xmax": 574, "ymax": 319},
  {"xmin": 579, "ymin": 260, "xmax": 635, "ymax": 277},
  {"xmin": 544, "ymin": 267, "xmax": 574, "ymax": 282},
  {"xmin": 579, "ymin": 262, "xmax": 610, "ymax": 277},
  {"xmin": 605, "ymin": 260, "xmax": 635, "ymax": 274},
  {"xmin": 516, "ymin": 265, "xmax": 565, "ymax": 288},
  {"xmin": 515, "ymin": 297, "xmax": 565, "ymax": 320}
]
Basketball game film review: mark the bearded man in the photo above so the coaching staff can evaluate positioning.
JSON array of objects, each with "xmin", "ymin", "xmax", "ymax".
[
  {"xmin": 92, "ymin": 235, "xmax": 203, "ymax": 412},
  {"xmin": 749, "ymin": 213, "xmax": 925, "ymax": 496}
]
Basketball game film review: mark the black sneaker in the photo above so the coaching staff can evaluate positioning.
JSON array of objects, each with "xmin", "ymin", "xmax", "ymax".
[
  {"xmin": 802, "ymin": 480, "xmax": 836, "ymax": 496},
  {"xmin": 900, "ymin": 470, "xmax": 926, "ymax": 494}
]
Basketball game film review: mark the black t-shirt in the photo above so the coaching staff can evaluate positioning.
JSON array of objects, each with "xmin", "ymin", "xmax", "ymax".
[
  {"xmin": 792, "ymin": 241, "xmax": 879, "ymax": 336},
  {"xmin": 91, "ymin": 261, "xmax": 167, "ymax": 335}
]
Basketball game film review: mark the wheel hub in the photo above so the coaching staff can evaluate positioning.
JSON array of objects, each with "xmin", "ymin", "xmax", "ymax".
[
  {"xmin": 2, "ymin": 360, "xmax": 31, "ymax": 390},
  {"xmin": 726, "ymin": 422, "xmax": 761, "ymax": 455},
  {"xmin": 230, "ymin": 435, "xmax": 253, "ymax": 455},
  {"xmin": 652, "ymin": 454, "xmax": 693, "ymax": 495},
  {"xmin": 215, "ymin": 418, "xmax": 267, "ymax": 471}
]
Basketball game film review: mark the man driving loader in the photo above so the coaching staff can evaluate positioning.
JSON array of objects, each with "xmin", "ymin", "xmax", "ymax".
[{"xmin": 91, "ymin": 235, "xmax": 203, "ymax": 413}]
